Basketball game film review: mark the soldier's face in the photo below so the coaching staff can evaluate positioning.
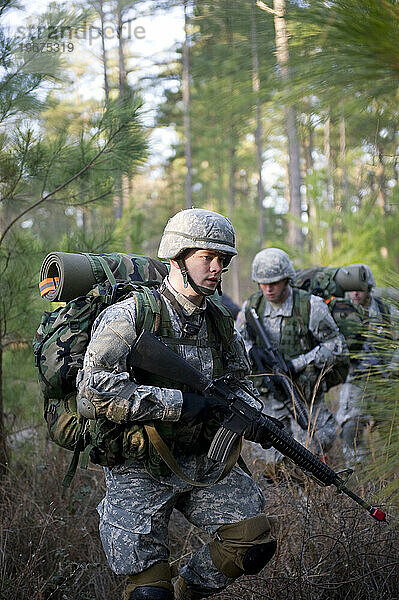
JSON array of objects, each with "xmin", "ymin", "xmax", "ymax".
[
  {"xmin": 259, "ymin": 279, "xmax": 289, "ymax": 304},
  {"xmin": 184, "ymin": 249, "xmax": 225, "ymax": 292},
  {"xmin": 349, "ymin": 290, "xmax": 369, "ymax": 306}
]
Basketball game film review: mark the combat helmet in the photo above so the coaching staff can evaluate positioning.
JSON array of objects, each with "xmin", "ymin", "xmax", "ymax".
[
  {"xmin": 348, "ymin": 263, "xmax": 376, "ymax": 289},
  {"xmin": 158, "ymin": 208, "xmax": 237, "ymax": 295},
  {"xmin": 158, "ymin": 208, "xmax": 237, "ymax": 263},
  {"xmin": 252, "ymin": 248, "xmax": 295, "ymax": 284}
]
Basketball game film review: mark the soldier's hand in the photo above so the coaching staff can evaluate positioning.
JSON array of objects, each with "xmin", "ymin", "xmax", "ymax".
[
  {"xmin": 285, "ymin": 354, "xmax": 307, "ymax": 374},
  {"xmin": 180, "ymin": 392, "xmax": 228, "ymax": 427}
]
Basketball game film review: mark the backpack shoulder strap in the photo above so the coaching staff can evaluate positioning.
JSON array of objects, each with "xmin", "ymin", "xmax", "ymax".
[
  {"xmin": 248, "ymin": 290, "xmax": 263, "ymax": 312},
  {"xmin": 245, "ymin": 291, "xmax": 265, "ymax": 325},
  {"xmin": 374, "ymin": 296, "xmax": 390, "ymax": 325},
  {"xmin": 133, "ymin": 285, "xmax": 161, "ymax": 333},
  {"xmin": 292, "ymin": 288, "xmax": 313, "ymax": 349},
  {"xmin": 206, "ymin": 297, "xmax": 234, "ymax": 352},
  {"xmin": 292, "ymin": 288, "xmax": 311, "ymax": 329}
]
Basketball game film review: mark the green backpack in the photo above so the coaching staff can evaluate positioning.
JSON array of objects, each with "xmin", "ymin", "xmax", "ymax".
[
  {"xmin": 292, "ymin": 267, "xmax": 364, "ymax": 353},
  {"xmin": 33, "ymin": 253, "xmax": 168, "ymax": 486}
]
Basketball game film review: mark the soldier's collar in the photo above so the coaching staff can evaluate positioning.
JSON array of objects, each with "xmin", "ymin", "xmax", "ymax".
[
  {"xmin": 264, "ymin": 286, "xmax": 293, "ymax": 316},
  {"xmin": 163, "ymin": 278, "xmax": 206, "ymax": 316},
  {"xmin": 368, "ymin": 296, "xmax": 381, "ymax": 318}
]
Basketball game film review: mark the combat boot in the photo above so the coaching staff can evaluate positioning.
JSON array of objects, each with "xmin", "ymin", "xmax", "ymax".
[
  {"xmin": 128, "ymin": 586, "xmax": 173, "ymax": 599},
  {"xmin": 173, "ymin": 577, "xmax": 204, "ymax": 600}
]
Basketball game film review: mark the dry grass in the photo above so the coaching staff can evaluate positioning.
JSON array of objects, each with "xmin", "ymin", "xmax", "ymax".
[{"xmin": 1, "ymin": 432, "xmax": 398, "ymax": 600}]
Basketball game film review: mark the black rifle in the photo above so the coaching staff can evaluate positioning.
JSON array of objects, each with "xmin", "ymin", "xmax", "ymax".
[
  {"xmin": 246, "ymin": 306, "xmax": 310, "ymax": 430},
  {"xmin": 129, "ymin": 330, "xmax": 386, "ymax": 523}
]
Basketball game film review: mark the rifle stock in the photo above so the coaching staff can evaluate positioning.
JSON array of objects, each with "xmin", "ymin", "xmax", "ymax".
[{"xmin": 129, "ymin": 330, "xmax": 386, "ymax": 523}]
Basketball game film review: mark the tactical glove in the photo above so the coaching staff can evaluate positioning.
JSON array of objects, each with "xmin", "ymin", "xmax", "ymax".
[
  {"xmin": 243, "ymin": 414, "xmax": 284, "ymax": 450},
  {"xmin": 180, "ymin": 392, "xmax": 228, "ymax": 427},
  {"xmin": 285, "ymin": 354, "xmax": 307, "ymax": 374}
]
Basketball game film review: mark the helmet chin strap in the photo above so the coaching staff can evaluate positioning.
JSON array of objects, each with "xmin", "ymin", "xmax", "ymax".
[{"xmin": 176, "ymin": 258, "xmax": 223, "ymax": 296}]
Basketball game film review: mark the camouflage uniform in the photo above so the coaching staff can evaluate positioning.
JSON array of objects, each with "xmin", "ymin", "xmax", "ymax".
[
  {"xmin": 237, "ymin": 248, "xmax": 347, "ymax": 464},
  {"xmin": 77, "ymin": 210, "xmax": 273, "ymax": 600},
  {"xmin": 337, "ymin": 285, "xmax": 399, "ymax": 466}
]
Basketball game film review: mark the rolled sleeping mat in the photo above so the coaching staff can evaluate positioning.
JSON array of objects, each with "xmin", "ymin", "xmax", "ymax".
[
  {"xmin": 39, "ymin": 252, "xmax": 169, "ymax": 302},
  {"xmin": 334, "ymin": 264, "xmax": 368, "ymax": 294},
  {"xmin": 39, "ymin": 252, "xmax": 96, "ymax": 302}
]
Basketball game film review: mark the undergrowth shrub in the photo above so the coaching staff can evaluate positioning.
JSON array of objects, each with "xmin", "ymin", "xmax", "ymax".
[{"xmin": 1, "ymin": 431, "xmax": 398, "ymax": 600}]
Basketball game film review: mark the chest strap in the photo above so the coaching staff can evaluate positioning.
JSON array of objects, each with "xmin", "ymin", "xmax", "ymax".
[{"xmin": 160, "ymin": 337, "xmax": 221, "ymax": 349}]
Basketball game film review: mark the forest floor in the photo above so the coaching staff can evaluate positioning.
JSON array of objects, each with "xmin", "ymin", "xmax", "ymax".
[{"xmin": 1, "ymin": 420, "xmax": 398, "ymax": 600}]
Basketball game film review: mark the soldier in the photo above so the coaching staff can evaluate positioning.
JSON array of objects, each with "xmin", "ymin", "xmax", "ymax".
[
  {"xmin": 336, "ymin": 264, "xmax": 399, "ymax": 467},
  {"xmin": 237, "ymin": 248, "xmax": 348, "ymax": 468},
  {"xmin": 77, "ymin": 209, "xmax": 277, "ymax": 600}
]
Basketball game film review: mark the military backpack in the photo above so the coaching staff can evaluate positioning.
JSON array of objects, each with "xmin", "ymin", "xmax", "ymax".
[
  {"xmin": 33, "ymin": 252, "xmax": 234, "ymax": 485},
  {"xmin": 33, "ymin": 253, "xmax": 171, "ymax": 483},
  {"xmin": 292, "ymin": 266, "xmax": 364, "ymax": 353}
]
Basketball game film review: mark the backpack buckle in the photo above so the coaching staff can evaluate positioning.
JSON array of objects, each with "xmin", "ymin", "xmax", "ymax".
[{"xmin": 182, "ymin": 321, "xmax": 201, "ymax": 336}]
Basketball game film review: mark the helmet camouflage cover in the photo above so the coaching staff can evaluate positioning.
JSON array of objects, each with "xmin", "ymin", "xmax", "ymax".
[
  {"xmin": 252, "ymin": 248, "xmax": 295, "ymax": 284},
  {"xmin": 158, "ymin": 208, "xmax": 237, "ymax": 264}
]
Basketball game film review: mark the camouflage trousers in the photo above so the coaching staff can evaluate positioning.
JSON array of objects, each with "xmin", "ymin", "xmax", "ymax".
[
  {"xmin": 336, "ymin": 382, "xmax": 373, "ymax": 466},
  {"xmin": 249, "ymin": 392, "xmax": 337, "ymax": 466},
  {"xmin": 97, "ymin": 454, "xmax": 266, "ymax": 594}
]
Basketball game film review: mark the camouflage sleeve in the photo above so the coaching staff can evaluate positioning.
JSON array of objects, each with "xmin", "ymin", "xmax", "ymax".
[
  {"xmin": 386, "ymin": 304, "xmax": 399, "ymax": 372},
  {"xmin": 76, "ymin": 298, "xmax": 182, "ymax": 425},
  {"xmin": 307, "ymin": 295, "xmax": 348, "ymax": 369},
  {"xmin": 389, "ymin": 304, "xmax": 399, "ymax": 340},
  {"xmin": 290, "ymin": 295, "xmax": 348, "ymax": 372},
  {"xmin": 235, "ymin": 300, "xmax": 254, "ymax": 353},
  {"xmin": 223, "ymin": 327, "xmax": 260, "ymax": 406}
]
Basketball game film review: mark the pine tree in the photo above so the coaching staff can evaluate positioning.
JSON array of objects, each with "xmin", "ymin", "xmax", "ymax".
[{"xmin": 0, "ymin": 1, "xmax": 148, "ymax": 473}]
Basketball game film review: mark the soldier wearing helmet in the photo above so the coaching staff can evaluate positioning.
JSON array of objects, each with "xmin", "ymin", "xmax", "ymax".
[
  {"xmin": 237, "ymin": 248, "xmax": 348, "ymax": 470},
  {"xmin": 77, "ymin": 209, "xmax": 277, "ymax": 600},
  {"xmin": 337, "ymin": 263, "xmax": 399, "ymax": 467}
]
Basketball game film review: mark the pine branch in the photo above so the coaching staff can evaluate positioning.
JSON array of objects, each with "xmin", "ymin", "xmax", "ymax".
[{"xmin": 0, "ymin": 123, "xmax": 124, "ymax": 246}]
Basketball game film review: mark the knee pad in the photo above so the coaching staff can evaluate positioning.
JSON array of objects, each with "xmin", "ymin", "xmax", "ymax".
[
  {"xmin": 124, "ymin": 562, "xmax": 173, "ymax": 600},
  {"xmin": 128, "ymin": 587, "xmax": 173, "ymax": 600},
  {"xmin": 209, "ymin": 514, "xmax": 277, "ymax": 579}
]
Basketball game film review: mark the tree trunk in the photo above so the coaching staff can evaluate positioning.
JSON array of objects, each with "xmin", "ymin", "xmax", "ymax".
[
  {"xmin": 251, "ymin": 0, "xmax": 265, "ymax": 247},
  {"xmin": 228, "ymin": 137, "xmax": 240, "ymax": 305},
  {"xmin": 117, "ymin": 3, "xmax": 127, "ymax": 97},
  {"xmin": 324, "ymin": 112, "xmax": 333, "ymax": 254},
  {"xmin": 339, "ymin": 113, "xmax": 349, "ymax": 209},
  {"xmin": 285, "ymin": 106, "xmax": 303, "ymax": 248},
  {"xmin": 225, "ymin": 11, "xmax": 240, "ymax": 304},
  {"xmin": 0, "ymin": 339, "xmax": 8, "ymax": 478},
  {"xmin": 98, "ymin": 0, "xmax": 110, "ymax": 103},
  {"xmin": 273, "ymin": 0, "xmax": 303, "ymax": 249},
  {"xmin": 114, "ymin": 1, "xmax": 128, "ymax": 221},
  {"xmin": 377, "ymin": 147, "xmax": 388, "ymax": 214},
  {"xmin": 305, "ymin": 120, "xmax": 318, "ymax": 255},
  {"xmin": 183, "ymin": 1, "xmax": 193, "ymax": 209}
]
